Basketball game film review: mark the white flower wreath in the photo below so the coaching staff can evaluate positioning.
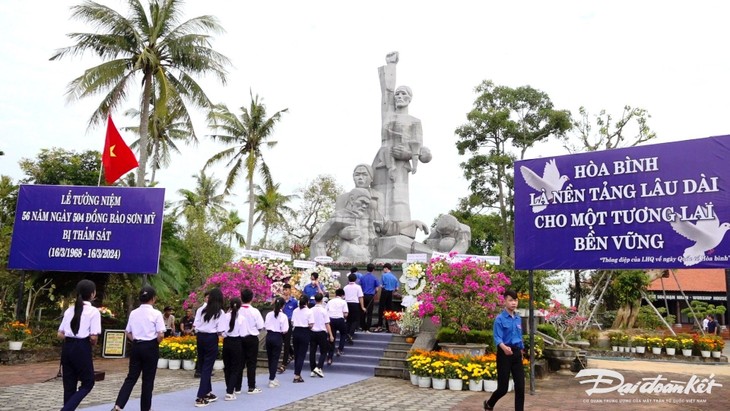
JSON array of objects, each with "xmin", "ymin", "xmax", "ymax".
[{"xmin": 400, "ymin": 262, "xmax": 427, "ymax": 308}]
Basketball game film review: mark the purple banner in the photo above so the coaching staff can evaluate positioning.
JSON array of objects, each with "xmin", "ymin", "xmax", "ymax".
[
  {"xmin": 514, "ymin": 136, "xmax": 730, "ymax": 270},
  {"xmin": 8, "ymin": 185, "xmax": 165, "ymax": 273}
]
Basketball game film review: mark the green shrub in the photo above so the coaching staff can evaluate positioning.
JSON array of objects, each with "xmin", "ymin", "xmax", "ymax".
[
  {"xmin": 580, "ymin": 329, "xmax": 600, "ymax": 347},
  {"xmin": 436, "ymin": 327, "xmax": 495, "ymax": 353},
  {"xmin": 537, "ymin": 323, "xmax": 560, "ymax": 340}
]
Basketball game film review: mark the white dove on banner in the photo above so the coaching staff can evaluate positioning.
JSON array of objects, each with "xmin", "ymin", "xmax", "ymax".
[
  {"xmin": 669, "ymin": 214, "xmax": 730, "ymax": 266},
  {"xmin": 520, "ymin": 159, "xmax": 570, "ymax": 213}
]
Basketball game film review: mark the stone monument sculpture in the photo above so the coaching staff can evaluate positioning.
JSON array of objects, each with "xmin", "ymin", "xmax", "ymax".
[{"xmin": 310, "ymin": 52, "xmax": 467, "ymax": 262}]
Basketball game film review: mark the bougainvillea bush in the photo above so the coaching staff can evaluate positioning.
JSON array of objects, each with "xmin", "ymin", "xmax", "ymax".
[
  {"xmin": 184, "ymin": 260, "xmax": 273, "ymax": 309},
  {"xmin": 417, "ymin": 256, "xmax": 510, "ymax": 344}
]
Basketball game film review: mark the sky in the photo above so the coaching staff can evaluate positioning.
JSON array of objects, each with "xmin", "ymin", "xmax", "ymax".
[{"xmin": 2, "ymin": 0, "xmax": 730, "ymax": 263}]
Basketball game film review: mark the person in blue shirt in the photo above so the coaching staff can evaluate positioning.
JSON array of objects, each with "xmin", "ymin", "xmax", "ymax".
[
  {"xmin": 303, "ymin": 272, "xmax": 326, "ymax": 307},
  {"xmin": 358, "ymin": 263, "xmax": 380, "ymax": 332},
  {"xmin": 376, "ymin": 263, "xmax": 399, "ymax": 331},
  {"xmin": 350, "ymin": 266, "xmax": 363, "ymax": 284},
  {"xmin": 484, "ymin": 290, "xmax": 524, "ymax": 411},
  {"xmin": 278, "ymin": 284, "xmax": 299, "ymax": 373}
]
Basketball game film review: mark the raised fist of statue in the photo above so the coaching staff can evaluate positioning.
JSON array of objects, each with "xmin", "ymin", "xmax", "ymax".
[{"xmin": 385, "ymin": 51, "xmax": 399, "ymax": 64}]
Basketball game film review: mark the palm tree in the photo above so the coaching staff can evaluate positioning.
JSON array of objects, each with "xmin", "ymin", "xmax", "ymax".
[
  {"xmin": 254, "ymin": 183, "xmax": 296, "ymax": 246},
  {"xmin": 123, "ymin": 97, "xmax": 196, "ymax": 184},
  {"xmin": 50, "ymin": 0, "xmax": 229, "ymax": 187},
  {"xmin": 174, "ymin": 170, "xmax": 230, "ymax": 228},
  {"xmin": 217, "ymin": 210, "xmax": 246, "ymax": 248},
  {"xmin": 205, "ymin": 91, "xmax": 288, "ymax": 246}
]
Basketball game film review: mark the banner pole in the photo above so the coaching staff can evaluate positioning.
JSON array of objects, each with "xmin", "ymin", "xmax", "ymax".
[
  {"xmin": 15, "ymin": 270, "xmax": 26, "ymax": 322},
  {"xmin": 529, "ymin": 269, "xmax": 535, "ymax": 395}
]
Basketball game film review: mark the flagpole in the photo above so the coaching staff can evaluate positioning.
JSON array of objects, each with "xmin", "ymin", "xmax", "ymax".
[{"xmin": 97, "ymin": 160, "xmax": 104, "ymax": 187}]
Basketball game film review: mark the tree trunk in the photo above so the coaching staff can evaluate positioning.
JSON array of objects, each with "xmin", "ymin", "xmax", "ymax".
[
  {"xmin": 136, "ymin": 70, "xmax": 153, "ymax": 188},
  {"xmin": 612, "ymin": 269, "xmax": 665, "ymax": 329},
  {"xmin": 247, "ymin": 169, "xmax": 255, "ymax": 247},
  {"xmin": 574, "ymin": 270, "xmax": 582, "ymax": 308}
]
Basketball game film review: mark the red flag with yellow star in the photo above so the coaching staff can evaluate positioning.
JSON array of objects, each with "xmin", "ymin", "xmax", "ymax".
[{"xmin": 102, "ymin": 115, "xmax": 138, "ymax": 184}]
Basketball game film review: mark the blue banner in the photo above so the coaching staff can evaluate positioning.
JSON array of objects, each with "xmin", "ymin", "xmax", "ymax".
[
  {"xmin": 8, "ymin": 185, "xmax": 165, "ymax": 273},
  {"xmin": 514, "ymin": 136, "xmax": 730, "ymax": 270}
]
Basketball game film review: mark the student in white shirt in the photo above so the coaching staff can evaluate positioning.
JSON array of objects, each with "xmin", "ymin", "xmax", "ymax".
[
  {"xmin": 238, "ymin": 288, "xmax": 264, "ymax": 395},
  {"xmin": 326, "ymin": 288, "xmax": 349, "ymax": 362},
  {"xmin": 344, "ymin": 273, "xmax": 366, "ymax": 343},
  {"xmin": 291, "ymin": 295, "xmax": 314, "ymax": 383},
  {"xmin": 222, "ymin": 297, "xmax": 242, "ymax": 401},
  {"xmin": 112, "ymin": 285, "xmax": 165, "ymax": 411},
  {"xmin": 193, "ymin": 287, "xmax": 227, "ymax": 407},
  {"xmin": 265, "ymin": 297, "xmax": 289, "ymax": 388},
  {"xmin": 57, "ymin": 279, "xmax": 101, "ymax": 411},
  {"xmin": 309, "ymin": 293, "xmax": 334, "ymax": 378}
]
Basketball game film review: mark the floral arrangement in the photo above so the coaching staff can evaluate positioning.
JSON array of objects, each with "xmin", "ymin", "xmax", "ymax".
[
  {"xmin": 679, "ymin": 338, "xmax": 694, "ymax": 350},
  {"xmin": 160, "ymin": 335, "xmax": 197, "ymax": 360},
  {"xmin": 645, "ymin": 336, "xmax": 663, "ymax": 349},
  {"xmin": 398, "ymin": 303, "xmax": 423, "ymax": 337},
  {"xmin": 184, "ymin": 260, "xmax": 272, "ymax": 309},
  {"xmin": 619, "ymin": 334, "xmax": 629, "ymax": 346},
  {"xmin": 407, "ymin": 350, "xmax": 433, "ymax": 377},
  {"xmin": 430, "ymin": 360, "xmax": 447, "ymax": 379},
  {"xmin": 417, "ymin": 256, "xmax": 510, "ymax": 344},
  {"xmin": 400, "ymin": 262, "xmax": 427, "ymax": 307},
  {"xmin": 256, "ymin": 258, "xmax": 292, "ymax": 282},
  {"xmin": 541, "ymin": 300, "xmax": 588, "ymax": 347},
  {"xmin": 98, "ymin": 307, "xmax": 115, "ymax": 318},
  {"xmin": 696, "ymin": 337, "xmax": 714, "ymax": 351},
  {"xmin": 296, "ymin": 265, "xmax": 341, "ymax": 296},
  {"xmin": 663, "ymin": 337, "xmax": 679, "ymax": 349},
  {"xmin": 710, "ymin": 335, "xmax": 725, "ymax": 351},
  {"xmin": 383, "ymin": 311, "xmax": 403, "ymax": 321},
  {"xmin": 4, "ymin": 321, "xmax": 31, "ymax": 341},
  {"xmin": 608, "ymin": 332, "xmax": 624, "ymax": 346},
  {"xmin": 444, "ymin": 361, "xmax": 463, "ymax": 380},
  {"xmin": 462, "ymin": 361, "xmax": 488, "ymax": 381},
  {"xmin": 631, "ymin": 335, "xmax": 647, "ymax": 347}
]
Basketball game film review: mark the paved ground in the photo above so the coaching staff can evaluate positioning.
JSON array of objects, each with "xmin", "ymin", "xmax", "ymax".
[{"xmin": 1, "ymin": 355, "xmax": 729, "ymax": 410}]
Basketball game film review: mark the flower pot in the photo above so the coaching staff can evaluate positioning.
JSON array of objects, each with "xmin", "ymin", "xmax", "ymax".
[
  {"xmin": 629, "ymin": 347, "xmax": 636, "ymax": 353},
  {"xmin": 213, "ymin": 359, "xmax": 224, "ymax": 370},
  {"xmin": 387, "ymin": 320, "xmax": 401, "ymax": 334},
  {"xmin": 448, "ymin": 378, "xmax": 463, "ymax": 391},
  {"xmin": 157, "ymin": 358, "xmax": 169, "ymax": 369},
  {"xmin": 666, "ymin": 348, "xmax": 676, "ymax": 356},
  {"xmin": 712, "ymin": 351, "xmax": 722, "ymax": 359},
  {"xmin": 635, "ymin": 346, "xmax": 645, "ymax": 354},
  {"xmin": 681, "ymin": 349, "xmax": 692, "ymax": 357},
  {"xmin": 618, "ymin": 347, "xmax": 625, "ymax": 353},
  {"xmin": 8, "ymin": 341, "xmax": 23, "ymax": 351},
  {"xmin": 168, "ymin": 359, "xmax": 182, "ymax": 370},
  {"xmin": 439, "ymin": 343, "xmax": 487, "ymax": 356},
  {"xmin": 417, "ymin": 376, "xmax": 431, "ymax": 388},
  {"xmin": 651, "ymin": 347, "xmax": 662, "ymax": 355},
  {"xmin": 611, "ymin": 346, "xmax": 618, "ymax": 352},
  {"xmin": 468, "ymin": 379, "xmax": 483, "ymax": 392},
  {"xmin": 508, "ymin": 380, "xmax": 514, "ymax": 392},
  {"xmin": 483, "ymin": 380, "xmax": 498, "ymax": 392},
  {"xmin": 700, "ymin": 350, "xmax": 711, "ymax": 358},
  {"xmin": 432, "ymin": 378, "xmax": 447, "ymax": 390},
  {"xmin": 410, "ymin": 373, "xmax": 419, "ymax": 385},
  {"xmin": 183, "ymin": 359, "xmax": 196, "ymax": 370}
]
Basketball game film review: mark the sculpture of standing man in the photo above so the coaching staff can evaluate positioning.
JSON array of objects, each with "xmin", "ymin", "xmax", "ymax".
[{"xmin": 372, "ymin": 51, "xmax": 431, "ymax": 238}]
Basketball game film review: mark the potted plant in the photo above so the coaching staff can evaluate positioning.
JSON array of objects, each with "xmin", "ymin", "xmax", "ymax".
[
  {"xmin": 398, "ymin": 304, "xmax": 423, "ymax": 341},
  {"xmin": 696, "ymin": 337, "xmax": 713, "ymax": 358},
  {"xmin": 711, "ymin": 336, "xmax": 724, "ymax": 359},
  {"xmin": 463, "ymin": 360, "xmax": 485, "ymax": 391},
  {"xmin": 646, "ymin": 336, "xmax": 663, "ymax": 355},
  {"xmin": 608, "ymin": 332, "xmax": 622, "ymax": 352},
  {"xmin": 680, "ymin": 338, "xmax": 694, "ymax": 356},
  {"xmin": 619, "ymin": 334, "xmax": 630, "ymax": 352},
  {"xmin": 445, "ymin": 361, "xmax": 463, "ymax": 391},
  {"xmin": 483, "ymin": 361, "xmax": 498, "ymax": 392},
  {"xmin": 418, "ymin": 258, "xmax": 509, "ymax": 346},
  {"xmin": 4, "ymin": 321, "xmax": 31, "ymax": 350},
  {"xmin": 180, "ymin": 342, "xmax": 197, "ymax": 370},
  {"xmin": 663, "ymin": 337, "xmax": 678, "ymax": 355},
  {"xmin": 430, "ymin": 360, "xmax": 448, "ymax": 390},
  {"xmin": 631, "ymin": 335, "xmax": 647, "ymax": 354},
  {"xmin": 407, "ymin": 351, "xmax": 432, "ymax": 387},
  {"xmin": 158, "ymin": 339, "xmax": 172, "ymax": 368}
]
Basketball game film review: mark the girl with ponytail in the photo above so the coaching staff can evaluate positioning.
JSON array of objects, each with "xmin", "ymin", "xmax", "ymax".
[
  {"xmin": 193, "ymin": 287, "xmax": 226, "ymax": 407},
  {"xmin": 57, "ymin": 279, "xmax": 101, "ymax": 411},
  {"xmin": 290, "ymin": 295, "xmax": 314, "ymax": 383},
  {"xmin": 264, "ymin": 297, "xmax": 289, "ymax": 388},
  {"xmin": 222, "ymin": 297, "xmax": 242, "ymax": 401}
]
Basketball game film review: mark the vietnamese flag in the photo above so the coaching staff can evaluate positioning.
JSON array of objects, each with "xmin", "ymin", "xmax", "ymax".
[{"xmin": 102, "ymin": 115, "xmax": 138, "ymax": 184}]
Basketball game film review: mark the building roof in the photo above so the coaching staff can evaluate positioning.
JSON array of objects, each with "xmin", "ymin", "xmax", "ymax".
[{"xmin": 647, "ymin": 269, "xmax": 726, "ymax": 293}]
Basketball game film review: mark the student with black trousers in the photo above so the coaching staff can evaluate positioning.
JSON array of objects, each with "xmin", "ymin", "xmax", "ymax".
[
  {"xmin": 237, "ymin": 288, "xmax": 264, "ymax": 395},
  {"xmin": 112, "ymin": 285, "xmax": 165, "ymax": 411},
  {"xmin": 222, "ymin": 297, "xmax": 243, "ymax": 401},
  {"xmin": 193, "ymin": 288, "xmax": 226, "ymax": 407},
  {"xmin": 57, "ymin": 279, "xmax": 101, "ymax": 411},
  {"xmin": 265, "ymin": 297, "xmax": 289, "ymax": 388},
  {"xmin": 291, "ymin": 295, "xmax": 314, "ymax": 383}
]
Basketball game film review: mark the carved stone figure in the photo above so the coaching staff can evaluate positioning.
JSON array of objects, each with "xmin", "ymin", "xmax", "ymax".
[
  {"xmin": 311, "ymin": 188, "xmax": 372, "ymax": 261},
  {"xmin": 423, "ymin": 214, "xmax": 472, "ymax": 254},
  {"xmin": 371, "ymin": 51, "xmax": 431, "ymax": 238}
]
